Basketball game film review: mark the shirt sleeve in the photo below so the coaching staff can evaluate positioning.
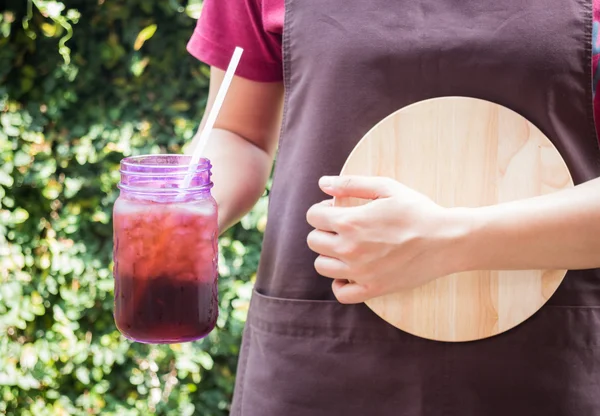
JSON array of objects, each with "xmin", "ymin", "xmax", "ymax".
[{"xmin": 186, "ymin": 0, "xmax": 283, "ymax": 82}]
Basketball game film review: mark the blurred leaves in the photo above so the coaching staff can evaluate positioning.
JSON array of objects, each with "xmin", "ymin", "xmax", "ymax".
[{"xmin": 0, "ymin": 0, "xmax": 263, "ymax": 415}]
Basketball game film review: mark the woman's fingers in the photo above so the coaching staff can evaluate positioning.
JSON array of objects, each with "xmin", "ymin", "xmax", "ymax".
[
  {"xmin": 332, "ymin": 279, "xmax": 371, "ymax": 304},
  {"xmin": 306, "ymin": 199, "xmax": 343, "ymax": 233},
  {"xmin": 314, "ymin": 255, "xmax": 350, "ymax": 280},
  {"xmin": 307, "ymin": 229, "xmax": 340, "ymax": 258}
]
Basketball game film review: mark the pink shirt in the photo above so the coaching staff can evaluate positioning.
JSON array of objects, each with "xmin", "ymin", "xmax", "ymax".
[
  {"xmin": 187, "ymin": 0, "xmax": 284, "ymax": 82},
  {"xmin": 188, "ymin": 0, "xmax": 600, "ymax": 136}
]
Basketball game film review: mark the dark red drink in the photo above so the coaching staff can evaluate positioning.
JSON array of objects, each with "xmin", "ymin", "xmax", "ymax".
[{"xmin": 113, "ymin": 155, "xmax": 218, "ymax": 344}]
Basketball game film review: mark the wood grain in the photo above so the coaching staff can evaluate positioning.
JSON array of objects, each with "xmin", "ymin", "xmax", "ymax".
[{"xmin": 335, "ymin": 97, "xmax": 573, "ymax": 342}]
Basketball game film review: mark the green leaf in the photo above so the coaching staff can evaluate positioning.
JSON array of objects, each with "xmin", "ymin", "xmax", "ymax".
[
  {"xmin": 0, "ymin": 171, "xmax": 14, "ymax": 187},
  {"xmin": 12, "ymin": 208, "xmax": 29, "ymax": 224},
  {"xmin": 3, "ymin": 124, "xmax": 19, "ymax": 137},
  {"xmin": 75, "ymin": 367, "xmax": 90, "ymax": 385},
  {"xmin": 130, "ymin": 56, "xmax": 150, "ymax": 77},
  {"xmin": 13, "ymin": 151, "xmax": 31, "ymax": 167},
  {"xmin": 17, "ymin": 374, "xmax": 40, "ymax": 390},
  {"xmin": 170, "ymin": 101, "xmax": 190, "ymax": 112},
  {"xmin": 185, "ymin": 2, "xmax": 203, "ymax": 19},
  {"xmin": 133, "ymin": 24, "xmax": 157, "ymax": 51},
  {"xmin": 197, "ymin": 351, "xmax": 214, "ymax": 370}
]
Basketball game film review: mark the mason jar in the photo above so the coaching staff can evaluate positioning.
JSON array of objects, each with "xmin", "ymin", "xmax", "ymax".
[{"xmin": 112, "ymin": 155, "xmax": 218, "ymax": 344}]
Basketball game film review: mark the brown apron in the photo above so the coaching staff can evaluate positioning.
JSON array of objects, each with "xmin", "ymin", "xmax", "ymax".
[{"xmin": 231, "ymin": 0, "xmax": 600, "ymax": 414}]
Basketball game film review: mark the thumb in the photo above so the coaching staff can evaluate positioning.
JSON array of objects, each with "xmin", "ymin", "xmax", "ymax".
[{"xmin": 319, "ymin": 175, "xmax": 395, "ymax": 199}]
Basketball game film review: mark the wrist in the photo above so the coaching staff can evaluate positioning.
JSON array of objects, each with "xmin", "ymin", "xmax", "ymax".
[
  {"xmin": 438, "ymin": 207, "xmax": 482, "ymax": 275},
  {"xmin": 444, "ymin": 204, "xmax": 522, "ymax": 273}
]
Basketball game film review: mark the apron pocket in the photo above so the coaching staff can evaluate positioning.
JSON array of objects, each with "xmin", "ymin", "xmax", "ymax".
[
  {"xmin": 232, "ymin": 290, "xmax": 452, "ymax": 416},
  {"xmin": 232, "ymin": 292, "xmax": 600, "ymax": 416}
]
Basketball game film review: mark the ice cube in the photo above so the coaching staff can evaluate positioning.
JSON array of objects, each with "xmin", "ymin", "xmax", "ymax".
[
  {"xmin": 173, "ymin": 202, "xmax": 217, "ymax": 217},
  {"xmin": 114, "ymin": 199, "xmax": 153, "ymax": 217}
]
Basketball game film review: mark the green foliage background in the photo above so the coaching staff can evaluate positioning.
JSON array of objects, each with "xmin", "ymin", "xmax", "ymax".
[{"xmin": 0, "ymin": 1, "xmax": 266, "ymax": 414}]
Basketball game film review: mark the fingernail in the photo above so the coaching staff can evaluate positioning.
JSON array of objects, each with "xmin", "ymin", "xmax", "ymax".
[{"xmin": 319, "ymin": 176, "xmax": 333, "ymax": 188}]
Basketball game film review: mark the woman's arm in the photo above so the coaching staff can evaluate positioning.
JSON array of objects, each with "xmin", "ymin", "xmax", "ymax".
[
  {"xmin": 306, "ymin": 175, "xmax": 600, "ymax": 304},
  {"xmin": 457, "ymin": 176, "xmax": 600, "ymax": 272},
  {"xmin": 187, "ymin": 67, "xmax": 284, "ymax": 232}
]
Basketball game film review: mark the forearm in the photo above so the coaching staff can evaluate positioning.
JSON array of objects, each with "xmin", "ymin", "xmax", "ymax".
[
  {"xmin": 186, "ymin": 128, "xmax": 273, "ymax": 233},
  {"xmin": 457, "ymin": 177, "xmax": 600, "ymax": 271}
]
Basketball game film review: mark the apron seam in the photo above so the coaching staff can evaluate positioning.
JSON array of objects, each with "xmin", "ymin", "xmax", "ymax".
[
  {"xmin": 249, "ymin": 320, "xmax": 421, "ymax": 343},
  {"xmin": 249, "ymin": 318, "xmax": 600, "ymax": 347},
  {"xmin": 259, "ymin": 0, "xmax": 294, "ymax": 229},
  {"xmin": 581, "ymin": 0, "xmax": 600, "ymax": 161},
  {"xmin": 277, "ymin": 0, "xmax": 293, "ymax": 153},
  {"xmin": 234, "ymin": 321, "xmax": 251, "ymax": 415}
]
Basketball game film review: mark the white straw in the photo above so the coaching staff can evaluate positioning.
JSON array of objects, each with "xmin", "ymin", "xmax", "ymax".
[{"xmin": 181, "ymin": 46, "xmax": 243, "ymax": 189}]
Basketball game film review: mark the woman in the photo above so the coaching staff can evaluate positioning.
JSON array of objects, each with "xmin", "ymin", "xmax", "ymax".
[{"xmin": 186, "ymin": 0, "xmax": 600, "ymax": 414}]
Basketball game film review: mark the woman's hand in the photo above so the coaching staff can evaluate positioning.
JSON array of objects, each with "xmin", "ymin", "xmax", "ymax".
[{"xmin": 306, "ymin": 175, "xmax": 470, "ymax": 304}]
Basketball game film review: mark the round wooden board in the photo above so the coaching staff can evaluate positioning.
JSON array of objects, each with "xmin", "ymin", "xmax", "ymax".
[{"xmin": 335, "ymin": 97, "xmax": 574, "ymax": 342}]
